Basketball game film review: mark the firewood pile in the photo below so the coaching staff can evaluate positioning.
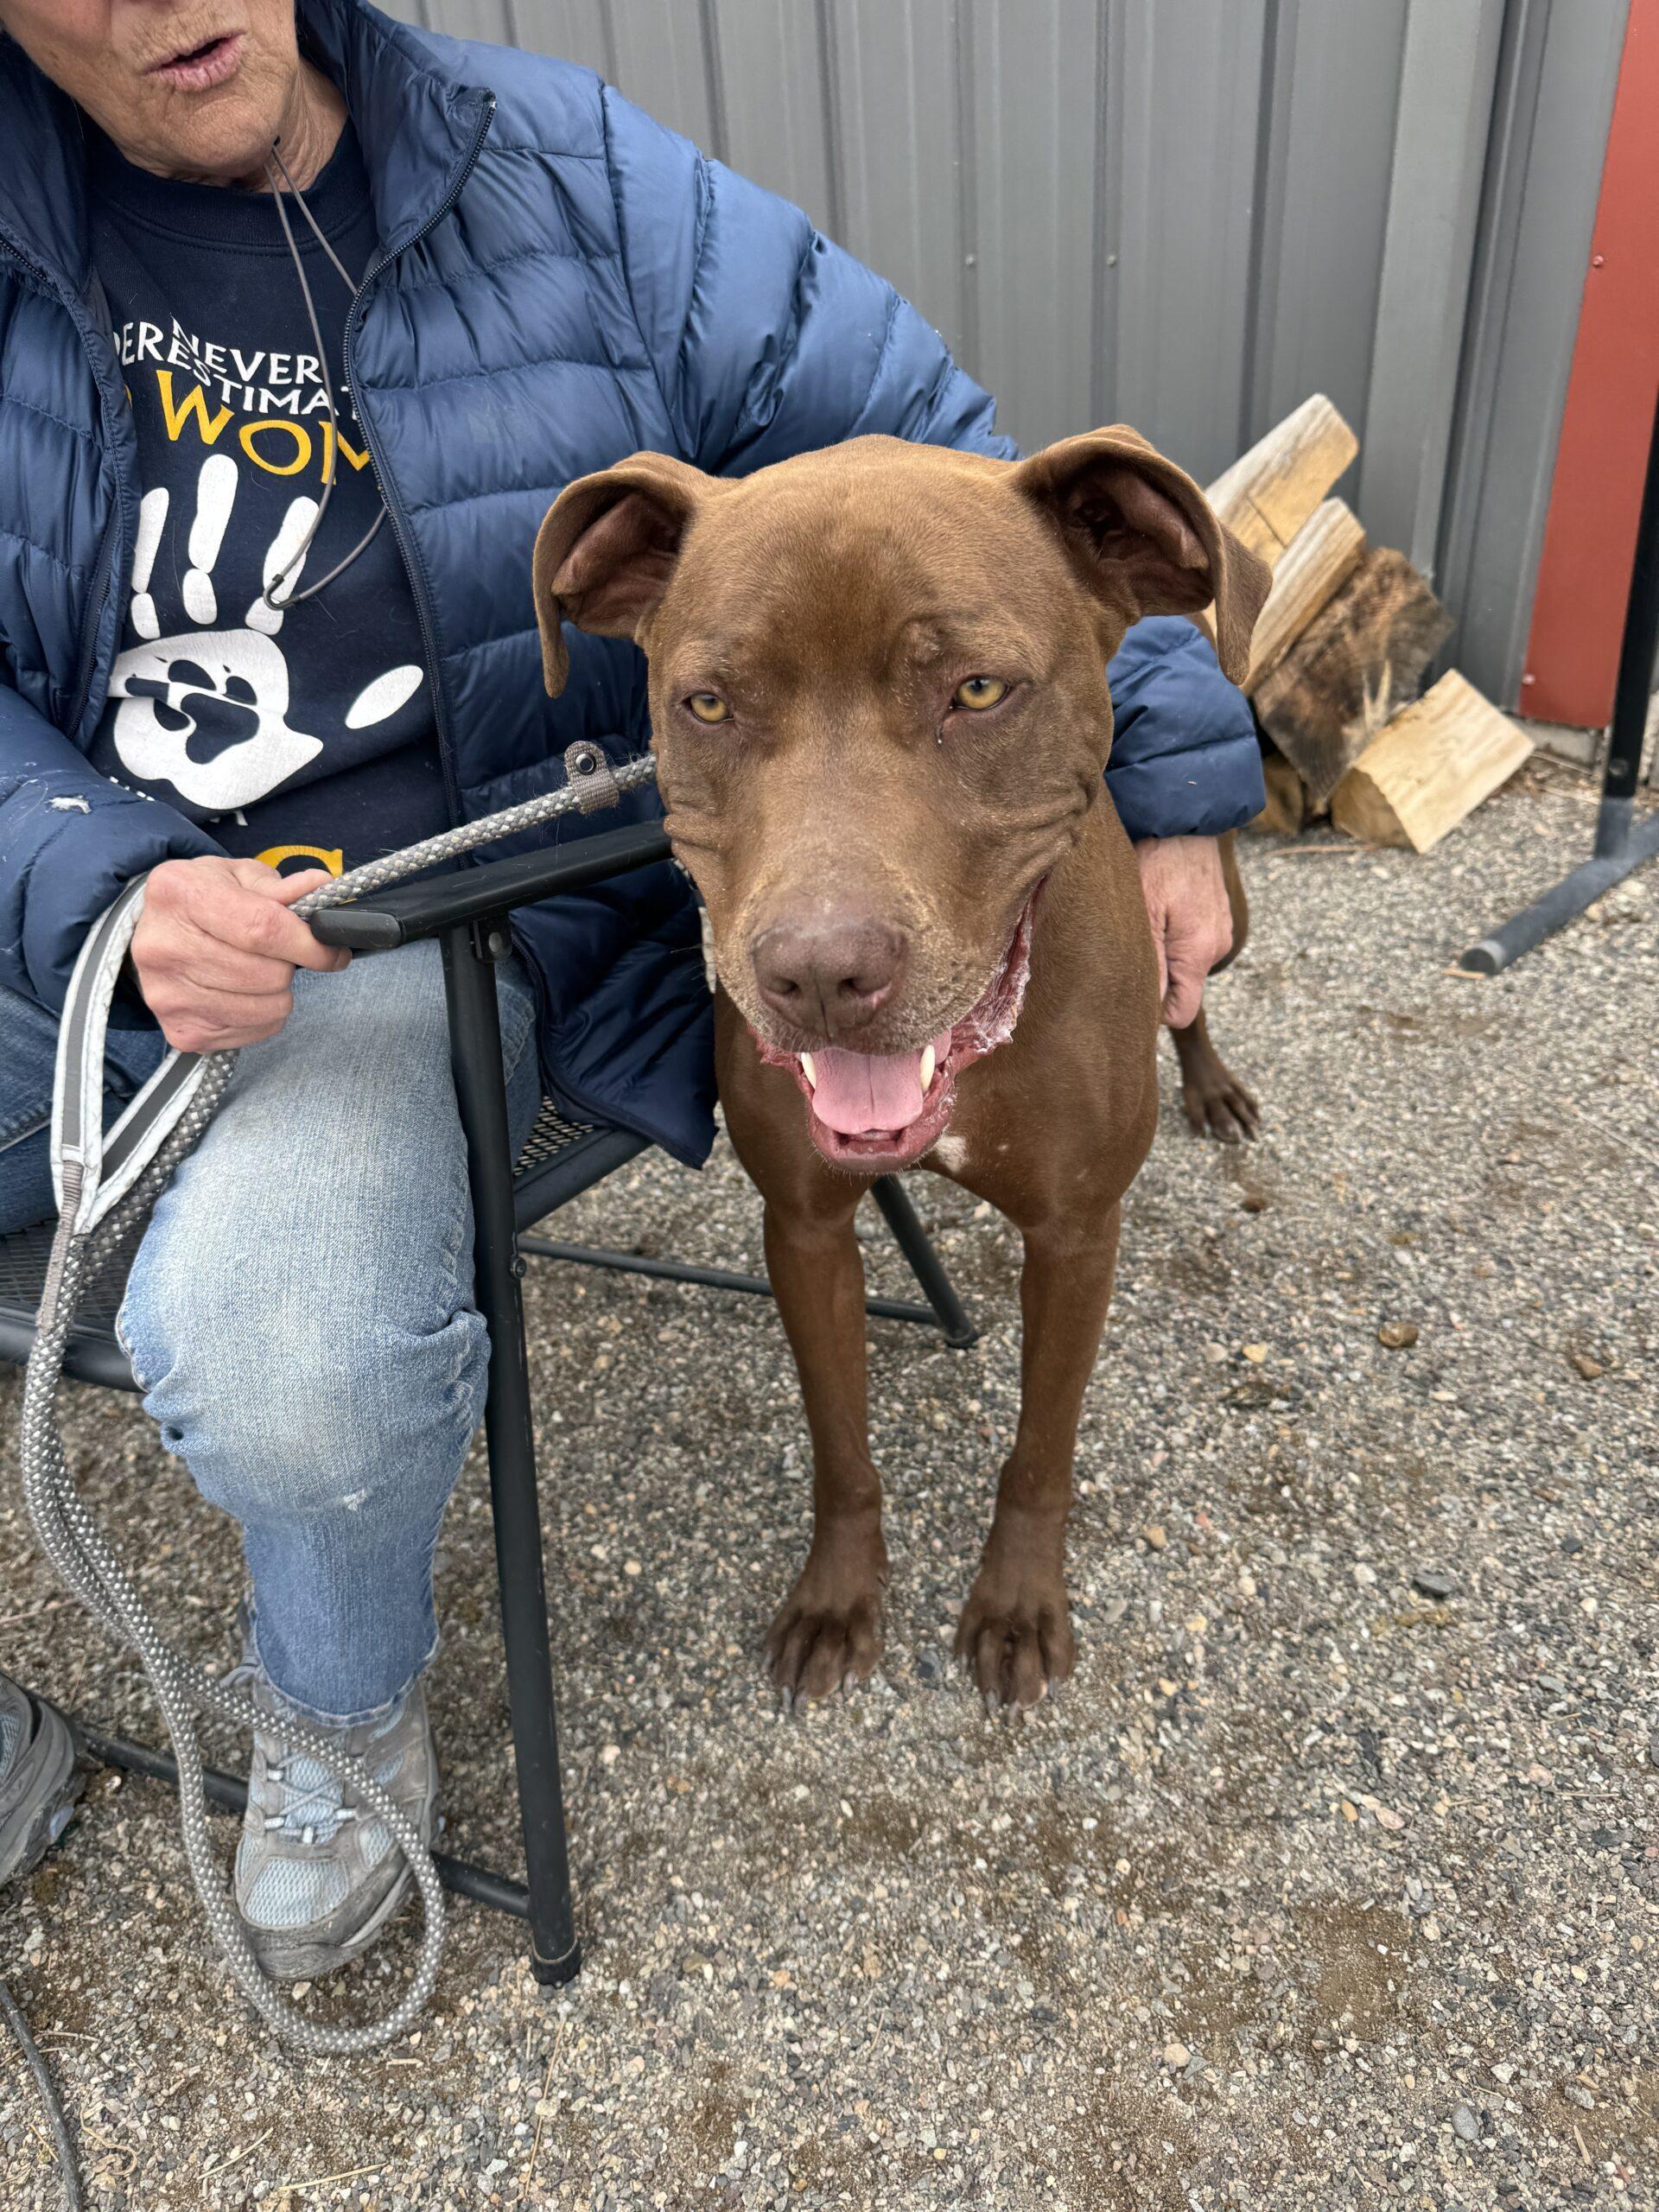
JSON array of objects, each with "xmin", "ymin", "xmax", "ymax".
[{"xmin": 1205, "ymin": 396, "xmax": 1533, "ymax": 852}]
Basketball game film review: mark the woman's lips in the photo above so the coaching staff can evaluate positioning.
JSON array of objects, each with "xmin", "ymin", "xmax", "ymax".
[{"xmin": 148, "ymin": 32, "xmax": 244, "ymax": 93}]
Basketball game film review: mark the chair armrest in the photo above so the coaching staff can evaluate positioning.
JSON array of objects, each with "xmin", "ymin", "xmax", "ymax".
[{"xmin": 307, "ymin": 822, "xmax": 675, "ymax": 950}]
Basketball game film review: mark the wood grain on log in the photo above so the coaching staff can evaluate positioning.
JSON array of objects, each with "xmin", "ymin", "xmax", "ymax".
[
  {"xmin": 1246, "ymin": 748, "xmax": 1308, "ymax": 836},
  {"xmin": 1243, "ymin": 499, "xmax": 1367, "ymax": 692},
  {"xmin": 1255, "ymin": 549, "xmax": 1452, "ymax": 804},
  {"xmin": 1205, "ymin": 394, "xmax": 1359, "ymax": 573},
  {"xmin": 1331, "ymin": 672, "xmax": 1534, "ymax": 852}
]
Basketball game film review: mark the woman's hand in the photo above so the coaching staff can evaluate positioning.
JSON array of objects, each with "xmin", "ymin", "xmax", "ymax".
[
  {"xmin": 130, "ymin": 855, "xmax": 348, "ymax": 1055},
  {"xmin": 1133, "ymin": 836, "xmax": 1233, "ymax": 1029}
]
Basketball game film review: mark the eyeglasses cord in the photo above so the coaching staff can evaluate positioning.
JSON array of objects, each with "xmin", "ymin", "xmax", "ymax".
[{"xmin": 258, "ymin": 137, "xmax": 386, "ymax": 610}]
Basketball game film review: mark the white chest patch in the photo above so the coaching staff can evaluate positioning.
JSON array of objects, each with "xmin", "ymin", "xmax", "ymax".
[{"xmin": 928, "ymin": 1131, "xmax": 969, "ymax": 1175}]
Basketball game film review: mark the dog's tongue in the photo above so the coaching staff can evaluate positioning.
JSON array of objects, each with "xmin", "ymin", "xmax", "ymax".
[{"xmin": 809, "ymin": 1031, "xmax": 951, "ymax": 1136}]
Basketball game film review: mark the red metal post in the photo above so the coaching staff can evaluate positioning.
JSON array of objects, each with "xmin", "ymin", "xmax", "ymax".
[{"xmin": 1521, "ymin": 0, "xmax": 1659, "ymax": 728}]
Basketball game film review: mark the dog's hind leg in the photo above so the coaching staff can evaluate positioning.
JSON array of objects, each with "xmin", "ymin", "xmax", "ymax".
[
  {"xmin": 1168, "ymin": 830, "xmax": 1261, "ymax": 1141},
  {"xmin": 955, "ymin": 1201, "xmax": 1122, "ymax": 1709},
  {"xmin": 1171, "ymin": 1005, "xmax": 1260, "ymax": 1141}
]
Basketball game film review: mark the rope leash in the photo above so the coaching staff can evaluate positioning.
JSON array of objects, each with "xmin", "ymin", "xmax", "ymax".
[{"xmin": 19, "ymin": 753, "xmax": 659, "ymax": 2057}]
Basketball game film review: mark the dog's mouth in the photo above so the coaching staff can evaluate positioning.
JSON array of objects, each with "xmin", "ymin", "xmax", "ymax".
[{"xmin": 748, "ymin": 888, "xmax": 1039, "ymax": 1171}]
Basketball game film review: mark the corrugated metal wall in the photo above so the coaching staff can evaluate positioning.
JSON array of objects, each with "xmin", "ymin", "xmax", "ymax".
[{"xmin": 378, "ymin": 0, "xmax": 1626, "ymax": 711}]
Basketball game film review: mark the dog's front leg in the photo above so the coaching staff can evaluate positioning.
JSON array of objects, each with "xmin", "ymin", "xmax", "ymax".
[
  {"xmin": 956, "ymin": 1202, "xmax": 1122, "ymax": 1709},
  {"xmin": 757, "ymin": 1188, "xmax": 890, "ymax": 1703},
  {"xmin": 716, "ymin": 1001, "xmax": 890, "ymax": 1704}
]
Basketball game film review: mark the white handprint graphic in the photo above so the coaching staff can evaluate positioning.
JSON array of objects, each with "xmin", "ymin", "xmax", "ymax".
[{"xmin": 109, "ymin": 454, "xmax": 423, "ymax": 812}]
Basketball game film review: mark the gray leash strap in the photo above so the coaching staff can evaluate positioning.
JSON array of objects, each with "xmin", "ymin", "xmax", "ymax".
[{"xmin": 21, "ymin": 754, "xmax": 659, "ymax": 2056}]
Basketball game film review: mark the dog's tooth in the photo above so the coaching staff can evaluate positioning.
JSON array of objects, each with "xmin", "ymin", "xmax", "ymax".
[
  {"xmin": 800, "ymin": 1052, "xmax": 817, "ymax": 1090},
  {"xmin": 919, "ymin": 1044, "xmax": 936, "ymax": 1096}
]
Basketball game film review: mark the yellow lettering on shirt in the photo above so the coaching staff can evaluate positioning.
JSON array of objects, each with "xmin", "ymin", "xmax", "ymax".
[
  {"xmin": 257, "ymin": 844, "xmax": 344, "ymax": 877},
  {"xmin": 238, "ymin": 419, "xmax": 312, "ymax": 476},
  {"xmin": 156, "ymin": 368, "xmax": 233, "ymax": 447},
  {"xmin": 146, "ymin": 369, "xmax": 365, "ymax": 484},
  {"xmin": 321, "ymin": 421, "xmax": 372, "ymax": 474}
]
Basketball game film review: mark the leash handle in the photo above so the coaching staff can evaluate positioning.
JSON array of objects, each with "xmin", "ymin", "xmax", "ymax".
[{"xmin": 51, "ymin": 876, "xmax": 206, "ymax": 1241}]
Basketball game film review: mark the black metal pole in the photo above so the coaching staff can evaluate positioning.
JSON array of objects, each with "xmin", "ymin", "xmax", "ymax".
[
  {"xmin": 1460, "ymin": 379, "xmax": 1659, "ymax": 975},
  {"xmin": 869, "ymin": 1177, "xmax": 978, "ymax": 1349},
  {"xmin": 441, "ymin": 921, "xmax": 581, "ymax": 1984},
  {"xmin": 1599, "ymin": 381, "xmax": 1659, "ymax": 839}
]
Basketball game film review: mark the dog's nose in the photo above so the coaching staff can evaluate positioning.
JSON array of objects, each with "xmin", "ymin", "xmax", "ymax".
[{"xmin": 752, "ymin": 914, "xmax": 908, "ymax": 1035}]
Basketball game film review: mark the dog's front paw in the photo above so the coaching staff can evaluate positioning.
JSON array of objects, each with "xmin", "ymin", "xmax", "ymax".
[
  {"xmin": 766, "ymin": 1528, "xmax": 887, "ymax": 1706},
  {"xmin": 954, "ymin": 1556, "xmax": 1075, "ymax": 1711}
]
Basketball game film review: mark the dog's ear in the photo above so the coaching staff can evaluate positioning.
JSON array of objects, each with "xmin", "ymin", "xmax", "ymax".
[
  {"xmin": 1012, "ymin": 427, "xmax": 1270, "ymax": 684},
  {"xmin": 533, "ymin": 451, "xmax": 714, "ymax": 696}
]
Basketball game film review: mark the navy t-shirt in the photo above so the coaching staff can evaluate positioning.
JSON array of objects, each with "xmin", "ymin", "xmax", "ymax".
[{"xmin": 86, "ymin": 122, "xmax": 451, "ymax": 878}]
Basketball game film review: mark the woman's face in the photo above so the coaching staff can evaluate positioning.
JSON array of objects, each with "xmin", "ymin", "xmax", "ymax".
[{"xmin": 0, "ymin": 2, "xmax": 304, "ymax": 183}]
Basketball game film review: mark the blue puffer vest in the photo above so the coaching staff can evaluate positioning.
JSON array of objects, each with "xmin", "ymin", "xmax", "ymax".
[{"xmin": 0, "ymin": 0, "xmax": 1262, "ymax": 1166}]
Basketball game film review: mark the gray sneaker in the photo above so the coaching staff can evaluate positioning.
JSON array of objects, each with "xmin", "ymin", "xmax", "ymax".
[
  {"xmin": 0, "ymin": 1673, "xmax": 82, "ymax": 1888},
  {"xmin": 232, "ymin": 1664, "xmax": 439, "ymax": 1982}
]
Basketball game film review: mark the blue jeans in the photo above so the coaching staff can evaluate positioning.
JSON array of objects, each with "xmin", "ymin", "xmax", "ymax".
[{"xmin": 0, "ymin": 944, "xmax": 541, "ymax": 1722}]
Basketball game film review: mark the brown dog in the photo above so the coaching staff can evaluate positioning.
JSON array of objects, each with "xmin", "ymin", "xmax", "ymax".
[{"xmin": 534, "ymin": 430, "xmax": 1268, "ymax": 1708}]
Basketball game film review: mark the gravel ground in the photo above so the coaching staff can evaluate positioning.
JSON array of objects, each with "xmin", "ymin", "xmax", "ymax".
[{"xmin": 2, "ymin": 761, "xmax": 1655, "ymax": 2211}]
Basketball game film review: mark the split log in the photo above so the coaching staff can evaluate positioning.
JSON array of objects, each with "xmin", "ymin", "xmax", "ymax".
[
  {"xmin": 1205, "ymin": 394, "xmax": 1358, "ymax": 573},
  {"xmin": 1254, "ymin": 549, "xmax": 1452, "ymax": 804},
  {"xmin": 1242, "ymin": 499, "xmax": 1367, "ymax": 692},
  {"xmin": 1331, "ymin": 671, "xmax": 1534, "ymax": 852},
  {"xmin": 1246, "ymin": 747, "xmax": 1308, "ymax": 836}
]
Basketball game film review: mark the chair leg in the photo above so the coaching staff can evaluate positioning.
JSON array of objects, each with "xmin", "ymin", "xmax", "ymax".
[
  {"xmin": 442, "ymin": 923, "xmax": 581, "ymax": 1985},
  {"xmin": 870, "ymin": 1176, "xmax": 978, "ymax": 1349}
]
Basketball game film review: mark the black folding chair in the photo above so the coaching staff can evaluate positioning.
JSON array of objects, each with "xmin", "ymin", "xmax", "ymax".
[{"xmin": 0, "ymin": 821, "xmax": 976, "ymax": 1986}]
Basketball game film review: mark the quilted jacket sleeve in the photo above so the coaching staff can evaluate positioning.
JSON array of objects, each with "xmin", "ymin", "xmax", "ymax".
[
  {"xmin": 0, "ymin": 683, "xmax": 219, "ymax": 1014},
  {"xmin": 1104, "ymin": 619, "xmax": 1265, "ymax": 839},
  {"xmin": 600, "ymin": 86, "xmax": 1262, "ymax": 837}
]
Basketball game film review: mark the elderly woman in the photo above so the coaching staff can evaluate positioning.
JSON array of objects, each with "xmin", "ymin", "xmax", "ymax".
[{"xmin": 0, "ymin": 0, "xmax": 1261, "ymax": 1969}]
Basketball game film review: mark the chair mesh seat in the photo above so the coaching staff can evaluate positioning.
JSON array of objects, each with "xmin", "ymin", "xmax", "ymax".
[
  {"xmin": 0, "ymin": 1211, "xmax": 149, "ymax": 1333},
  {"xmin": 513, "ymin": 1099, "xmax": 595, "ymax": 1173}
]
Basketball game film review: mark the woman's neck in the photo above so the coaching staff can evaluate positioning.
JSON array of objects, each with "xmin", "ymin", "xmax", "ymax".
[{"xmin": 259, "ymin": 60, "xmax": 347, "ymax": 193}]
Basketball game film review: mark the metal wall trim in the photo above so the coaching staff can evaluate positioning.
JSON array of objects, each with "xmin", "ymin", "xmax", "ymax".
[{"xmin": 384, "ymin": 0, "xmax": 1628, "ymax": 708}]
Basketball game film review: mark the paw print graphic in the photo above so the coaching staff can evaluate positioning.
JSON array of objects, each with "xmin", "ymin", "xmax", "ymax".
[{"xmin": 108, "ymin": 454, "xmax": 423, "ymax": 812}]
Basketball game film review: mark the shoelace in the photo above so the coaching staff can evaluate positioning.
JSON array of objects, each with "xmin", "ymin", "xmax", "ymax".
[
  {"xmin": 222, "ymin": 1658, "xmax": 372, "ymax": 1844},
  {"xmin": 262, "ymin": 1769, "xmax": 357, "ymax": 1848}
]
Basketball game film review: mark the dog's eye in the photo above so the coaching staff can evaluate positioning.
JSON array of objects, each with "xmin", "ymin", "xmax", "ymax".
[
  {"xmin": 951, "ymin": 676, "xmax": 1007, "ymax": 711},
  {"xmin": 684, "ymin": 692, "xmax": 731, "ymax": 725}
]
